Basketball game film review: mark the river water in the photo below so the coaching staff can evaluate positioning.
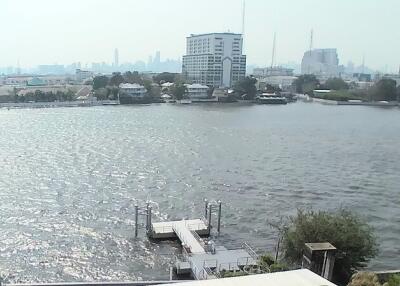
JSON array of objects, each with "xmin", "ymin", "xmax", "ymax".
[{"xmin": 0, "ymin": 103, "xmax": 399, "ymax": 283}]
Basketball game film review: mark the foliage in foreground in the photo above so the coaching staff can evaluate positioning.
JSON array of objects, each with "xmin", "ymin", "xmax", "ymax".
[
  {"xmin": 282, "ymin": 209, "xmax": 378, "ymax": 285},
  {"xmin": 218, "ymin": 254, "xmax": 289, "ymax": 278},
  {"xmin": 348, "ymin": 272, "xmax": 382, "ymax": 286},
  {"xmin": 348, "ymin": 272, "xmax": 400, "ymax": 286}
]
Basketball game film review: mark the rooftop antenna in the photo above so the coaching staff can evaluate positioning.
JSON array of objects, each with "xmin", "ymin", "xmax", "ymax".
[{"xmin": 271, "ymin": 32, "xmax": 276, "ymax": 68}]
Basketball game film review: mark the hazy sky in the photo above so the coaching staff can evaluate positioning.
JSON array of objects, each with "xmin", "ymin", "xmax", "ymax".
[{"xmin": 1, "ymin": 0, "xmax": 399, "ymax": 71}]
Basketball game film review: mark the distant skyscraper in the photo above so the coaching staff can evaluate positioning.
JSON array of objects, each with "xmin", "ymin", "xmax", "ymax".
[
  {"xmin": 147, "ymin": 55, "xmax": 153, "ymax": 70},
  {"xmin": 154, "ymin": 51, "xmax": 161, "ymax": 65},
  {"xmin": 114, "ymin": 48, "xmax": 119, "ymax": 67},
  {"xmin": 182, "ymin": 32, "xmax": 246, "ymax": 87},
  {"xmin": 301, "ymin": 48, "xmax": 340, "ymax": 77}
]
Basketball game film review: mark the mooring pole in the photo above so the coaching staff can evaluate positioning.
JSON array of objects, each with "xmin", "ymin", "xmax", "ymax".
[
  {"xmin": 148, "ymin": 206, "xmax": 152, "ymax": 232},
  {"xmin": 134, "ymin": 204, "xmax": 139, "ymax": 238},
  {"xmin": 217, "ymin": 200, "xmax": 222, "ymax": 234},
  {"xmin": 208, "ymin": 204, "xmax": 212, "ymax": 233},
  {"xmin": 169, "ymin": 266, "xmax": 173, "ymax": 281},
  {"xmin": 146, "ymin": 202, "xmax": 150, "ymax": 230},
  {"xmin": 204, "ymin": 199, "xmax": 208, "ymax": 218}
]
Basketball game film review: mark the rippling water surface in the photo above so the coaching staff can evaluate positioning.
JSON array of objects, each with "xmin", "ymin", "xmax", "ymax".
[{"xmin": 0, "ymin": 103, "xmax": 399, "ymax": 282}]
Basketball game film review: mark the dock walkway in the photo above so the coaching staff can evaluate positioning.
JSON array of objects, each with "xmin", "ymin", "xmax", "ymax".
[
  {"xmin": 149, "ymin": 219, "xmax": 209, "ymax": 240},
  {"xmin": 173, "ymin": 222, "xmax": 205, "ymax": 254}
]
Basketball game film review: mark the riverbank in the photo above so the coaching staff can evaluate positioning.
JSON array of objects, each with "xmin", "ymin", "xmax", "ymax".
[
  {"xmin": 0, "ymin": 100, "xmax": 119, "ymax": 109},
  {"xmin": 312, "ymin": 97, "xmax": 399, "ymax": 106},
  {"xmin": 297, "ymin": 94, "xmax": 399, "ymax": 107}
]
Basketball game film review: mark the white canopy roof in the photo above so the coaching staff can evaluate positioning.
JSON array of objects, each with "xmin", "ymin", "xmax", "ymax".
[{"xmin": 161, "ymin": 270, "xmax": 337, "ymax": 286}]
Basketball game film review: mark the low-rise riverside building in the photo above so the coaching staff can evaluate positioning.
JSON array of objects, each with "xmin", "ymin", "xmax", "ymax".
[
  {"xmin": 185, "ymin": 83, "xmax": 209, "ymax": 99},
  {"xmin": 118, "ymin": 83, "xmax": 149, "ymax": 104}
]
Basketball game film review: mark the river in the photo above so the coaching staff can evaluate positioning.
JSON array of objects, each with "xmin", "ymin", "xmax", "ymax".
[{"xmin": 0, "ymin": 102, "xmax": 399, "ymax": 282}]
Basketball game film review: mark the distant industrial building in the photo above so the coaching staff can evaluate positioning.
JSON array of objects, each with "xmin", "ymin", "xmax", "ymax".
[
  {"xmin": 253, "ymin": 67, "xmax": 296, "ymax": 91},
  {"xmin": 0, "ymin": 75, "xmax": 72, "ymax": 86},
  {"xmin": 37, "ymin": 64, "xmax": 65, "ymax": 75},
  {"xmin": 257, "ymin": 76, "xmax": 297, "ymax": 91},
  {"xmin": 253, "ymin": 66, "xmax": 294, "ymax": 78},
  {"xmin": 182, "ymin": 32, "xmax": 246, "ymax": 88},
  {"xmin": 301, "ymin": 49, "xmax": 343, "ymax": 78},
  {"xmin": 75, "ymin": 69, "xmax": 93, "ymax": 83}
]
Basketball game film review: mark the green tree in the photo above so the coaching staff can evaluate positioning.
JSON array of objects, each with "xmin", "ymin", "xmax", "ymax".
[
  {"xmin": 93, "ymin": 75, "xmax": 109, "ymax": 90},
  {"xmin": 368, "ymin": 79, "xmax": 397, "ymax": 101},
  {"xmin": 293, "ymin": 74, "xmax": 320, "ymax": 95},
  {"xmin": 153, "ymin": 72, "xmax": 177, "ymax": 84},
  {"xmin": 109, "ymin": 72, "xmax": 125, "ymax": 87},
  {"xmin": 282, "ymin": 209, "xmax": 378, "ymax": 285},
  {"xmin": 265, "ymin": 84, "xmax": 282, "ymax": 93},
  {"xmin": 324, "ymin": 77, "xmax": 349, "ymax": 90},
  {"xmin": 123, "ymin": 71, "xmax": 143, "ymax": 84},
  {"xmin": 171, "ymin": 83, "xmax": 187, "ymax": 100},
  {"xmin": 106, "ymin": 86, "xmax": 119, "ymax": 100},
  {"xmin": 234, "ymin": 76, "xmax": 257, "ymax": 100}
]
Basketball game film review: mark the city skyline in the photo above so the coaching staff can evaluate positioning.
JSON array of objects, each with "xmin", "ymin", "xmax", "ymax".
[{"xmin": 1, "ymin": 0, "xmax": 400, "ymax": 73}]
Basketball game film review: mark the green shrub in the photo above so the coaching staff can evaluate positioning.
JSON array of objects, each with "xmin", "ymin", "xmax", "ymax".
[
  {"xmin": 269, "ymin": 263, "xmax": 289, "ymax": 273},
  {"xmin": 220, "ymin": 270, "xmax": 248, "ymax": 278},
  {"xmin": 259, "ymin": 254, "xmax": 275, "ymax": 266},
  {"xmin": 283, "ymin": 209, "xmax": 378, "ymax": 285}
]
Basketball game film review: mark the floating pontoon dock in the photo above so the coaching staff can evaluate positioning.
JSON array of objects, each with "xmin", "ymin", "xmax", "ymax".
[{"xmin": 143, "ymin": 200, "xmax": 259, "ymax": 280}]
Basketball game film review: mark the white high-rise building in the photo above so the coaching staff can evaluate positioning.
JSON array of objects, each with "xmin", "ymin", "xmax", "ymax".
[
  {"xmin": 301, "ymin": 48, "xmax": 340, "ymax": 77},
  {"xmin": 182, "ymin": 33, "xmax": 246, "ymax": 87}
]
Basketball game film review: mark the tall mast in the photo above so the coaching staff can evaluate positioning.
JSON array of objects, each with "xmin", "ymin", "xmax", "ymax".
[
  {"xmin": 309, "ymin": 29, "xmax": 314, "ymax": 52},
  {"xmin": 241, "ymin": 0, "xmax": 246, "ymax": 35},
  {"xmin": 271, "ymin": 32, "xmax": 276, "ymax": 68},
  {"xmin": 241, "ymin": 0, "xmax": 246, "ymax": 52}
]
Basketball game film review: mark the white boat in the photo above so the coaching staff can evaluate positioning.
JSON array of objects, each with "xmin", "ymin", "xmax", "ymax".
[
  {"xmin": 254, "ymin": 93, "xmax": 287, "ymax": 105},
  {"xmin": 177, "ymin": 99, "xmax": 192, "ymax": 104}
]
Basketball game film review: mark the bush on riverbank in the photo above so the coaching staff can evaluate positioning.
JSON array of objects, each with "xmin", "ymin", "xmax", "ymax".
[
  {"xmin": 282, "ymin": 209, "xmax": 378, "ymax": 285},
  {"xmin": 313, "ymin": 90, "xmax": 364, "ymax": 101}
]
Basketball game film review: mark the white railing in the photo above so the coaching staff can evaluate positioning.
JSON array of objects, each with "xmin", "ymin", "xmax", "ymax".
[
  {"xmin": 151, "ymin": 225, "xmax": 174, "ymax": 233},
  {"xmin": 203, "ymin": 259, "xmax": 218, "ymax": 269},
  {"xmin": 237, "ymin": 256, "xmax": 253, "ymax": 267},
  {"xmin": 242, "ymin": 242, "xmax": 259, "ymax": 261},
  {"xmin": 190, "ymin": 230, "xmax": 205, "ymax": 247}
]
